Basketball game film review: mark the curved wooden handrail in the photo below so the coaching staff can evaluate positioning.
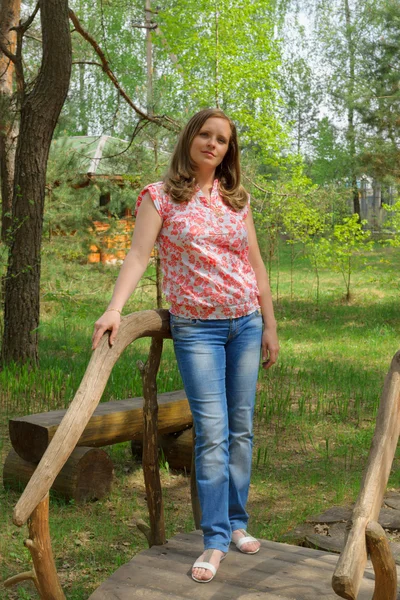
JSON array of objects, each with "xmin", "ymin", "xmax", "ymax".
[
  {"xmin": 13, "ymin": 309, "xmax": 171, "ymax": 527},
  {"xmin": 332, "ymin": 350, "xmax": 400, "ymax": 599}
]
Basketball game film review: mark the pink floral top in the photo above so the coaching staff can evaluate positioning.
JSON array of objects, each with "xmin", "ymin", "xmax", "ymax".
[{"xmin": 135, "ymin": 180, "xmax": 260, "ymax": 319}]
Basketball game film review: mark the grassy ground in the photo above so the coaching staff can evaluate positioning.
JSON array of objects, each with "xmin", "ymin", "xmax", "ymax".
[{"xmin": 1, "ymin": 236, "xmax": 399, "ymax": 599}]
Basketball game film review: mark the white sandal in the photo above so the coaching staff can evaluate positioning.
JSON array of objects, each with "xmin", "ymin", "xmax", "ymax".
[
  {"xmin": 191, "ymin": 549, "xmax": 226, "ymax": 583},
  {"xmin": 231, "ymin": 529, "xmax": 260, "ymax": 554}
]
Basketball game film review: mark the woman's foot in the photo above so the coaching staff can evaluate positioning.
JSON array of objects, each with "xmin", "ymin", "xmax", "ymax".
[
  {"xmin": 192, "ymin": 548, "xmax": 226, "ymax": 583},
  {"xmin": 231, "ymin": 529, "xmax": 260, "ymax": 554}
]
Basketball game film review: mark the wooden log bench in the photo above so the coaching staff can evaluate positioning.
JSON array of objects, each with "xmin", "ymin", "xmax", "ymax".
[
  {"xmin": 5, "ymin": 390, "xmax": 192, "ymax": 502},
  {"xmin": 131, "ymin": 426, "xmax": 193, "ymax": 472},
  {"xmin": 3, "ymin": 447, "xmax": 114, "ymax": 503},
  {"xmin": 9, "ymin": 390, "xmax": 192, "ymax": 463}
]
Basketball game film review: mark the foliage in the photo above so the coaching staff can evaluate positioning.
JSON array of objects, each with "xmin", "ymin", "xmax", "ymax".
[
  {"xmin": 382, "ymin": 201, "xmax": 400, "ymax": 247},
  {"xmin": 44, "ymin": 135, "xmax": 153, "ymax": 261},
  {"xmin": 331, "ymin": 214, "xmax": 373, "ymax": 301},
  {"xmin": 252, "ymin": 161, "xmax": 352, "ymax": 303},
  {"xmin": 283, "ymin": 0, "xmax": 400, "ymax": 207},
  {"xmin": 307, "ymin": 117, "xmax": 350, "ymax": 185},
  {"xmin": 355, "ymin": 0, "xmax": 400, "ymax": 179},
  {"xmin": 156, "ymin": 0, "xmax": 285, "ymax": 160},
  {"xmin": 280, "ymin": 36, "xmax": 322, "ymax": 155}
]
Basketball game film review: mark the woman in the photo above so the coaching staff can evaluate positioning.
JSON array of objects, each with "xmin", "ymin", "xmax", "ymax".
[{"xmin": 92, "ymin": 108, "xmax": 279, "ymax": 583}]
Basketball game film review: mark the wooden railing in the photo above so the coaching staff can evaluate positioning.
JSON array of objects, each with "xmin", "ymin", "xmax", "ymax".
[
  {"xmin": 332, "ymin": 350, "xmax": 400, "ymax": 600},
  {"xmin": 5, "ymin": 309, "xmax": 200, "ymax": 599}
]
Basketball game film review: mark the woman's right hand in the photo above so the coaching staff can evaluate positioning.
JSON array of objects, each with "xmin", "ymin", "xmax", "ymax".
[{"xmin": 92, "ymin": 311, "xmax": 121, "ymax": 350}]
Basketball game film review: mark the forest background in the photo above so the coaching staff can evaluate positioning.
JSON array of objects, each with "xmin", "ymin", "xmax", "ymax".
[{"xmin": 1, "ymin": 0, "xmax": 400, "ymax": 598}]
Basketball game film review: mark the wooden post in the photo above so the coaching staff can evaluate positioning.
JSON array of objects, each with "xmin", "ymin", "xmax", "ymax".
[
  {"xmin": 13, "ymin": 309, "xmax": 171, "ymax": 527},
  {"xmin": 131, "ymin": 427, "xmax": 193, "ymax": 471},
  {"xmin": 366, "ymin": 521, "xmax": 397, "ymax": 600},
  {"xmin": 4, "ymin": 493, "xmax": 65, "ymax": 599},
  {"xmin": 332, "ymin": 350, "xmax": 400, "ymax": 598},
  {"xmin": 190, "ymin": 425, "xmax": 201, "ymax": 529},
  {"xmin": 138, "ymin": 337, "xmax": 166, "ymax": 546}
]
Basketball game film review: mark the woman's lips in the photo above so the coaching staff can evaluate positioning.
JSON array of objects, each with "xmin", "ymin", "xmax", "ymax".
[{"xmin": 202, "ymin": 151, "xmax": 215, "ymax": 157}]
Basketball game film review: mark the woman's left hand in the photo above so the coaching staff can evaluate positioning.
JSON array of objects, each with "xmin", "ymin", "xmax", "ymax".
[{"xmin": 261, "ymin": 326, "xmax": 279, "ymax": 370}]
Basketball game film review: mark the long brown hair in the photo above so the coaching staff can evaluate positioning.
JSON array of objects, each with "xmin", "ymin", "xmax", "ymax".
[{"xmin": 164, "ymin": 108, "xmax": 248, "ymax": 211}]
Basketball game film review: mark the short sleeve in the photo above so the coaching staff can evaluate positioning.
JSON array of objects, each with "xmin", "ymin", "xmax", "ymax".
[
  {"xmin": 134, "ymin": 182, "xmax": 168, "ymax": 220},
  {"xmin": 241, "ymin": 194, "xmax": 250, "ymax": 220}
]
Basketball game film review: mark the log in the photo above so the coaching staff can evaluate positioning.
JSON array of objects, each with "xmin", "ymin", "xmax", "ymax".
[
  {"xmin": 4, "ymin": 447, "xmax": 114, "ymax": 503},
  {"xmin": 5, "ymin": 493, "xmax": 65, "ymax": 599},
  {"xmin": 139, "ymin": 337, "xmax": 165, "ymax": 547},
  {"xmin": 10, "ymin": 390, "xmax": 191, "ymax": 463},
  {"xmin": 365, "ymin": 521, "xmax": 397, "ymax": 600},
  {"xmin": 131, "ymin": 427, "xmax": 193, "ymax": 471},
  {"xmin": 332, "ymin": 350, "xmax": 400, "ymax": 599},
  {"xmin": 14, "ymin": 309, "xmax": 171, "ymax": 527}
]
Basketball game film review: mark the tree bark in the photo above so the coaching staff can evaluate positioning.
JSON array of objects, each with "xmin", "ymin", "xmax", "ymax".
[
  {"xmin": 0, "ymin": 0, "xmax": 21, "ymax": 243},
  {"xmin": 366, "ymin": 521, "xmax": 397, "ymax": 600},
  {"xmin": 344, "ymin": 0, "xmax": 360, "ymax": 218},
  {"xmin": 139, "ymin": 337, "xmax": 166, "ymax": 546},
  {"xmin": 5, "ymin": 493, "xmax": 65, "ymax": 599},
  {"xmin": 2, "ymin": 0, "xmax": 72, "ymax": 364}
]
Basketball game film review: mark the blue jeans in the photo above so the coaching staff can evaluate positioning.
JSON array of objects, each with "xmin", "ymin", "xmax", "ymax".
[{"xmin": 170, "ymin": 309, "xmax": 263, "ymax": 553}]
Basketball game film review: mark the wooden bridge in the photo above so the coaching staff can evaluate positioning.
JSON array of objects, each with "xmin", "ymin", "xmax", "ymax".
[
  {"xmin": 4, "ymin": 310, "xmax": 400, "ymax": 599},
  {"xmin": 88, "ymin": 530, "xmax": 378, "ymax": 599}
]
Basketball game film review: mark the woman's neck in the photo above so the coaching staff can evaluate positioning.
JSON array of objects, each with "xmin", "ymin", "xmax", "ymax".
[{"xmin": 195, "ymin": 171, "xmax": 216, "ymax": 197}]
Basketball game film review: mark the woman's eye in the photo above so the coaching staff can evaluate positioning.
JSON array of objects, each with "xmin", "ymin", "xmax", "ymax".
[
  {"xmin": 218, "ymin": 138, "xmax": 227, "ymax": 144},
  {"xmin": 199, "ymin": 132, "xmax": 208, "ymax": 137}
]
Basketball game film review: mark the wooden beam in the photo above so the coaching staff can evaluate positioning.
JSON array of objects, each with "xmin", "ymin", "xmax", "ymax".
[
  {"xmin": 139, "ymin": 337, "xmax": 166, "ymax": 546},
  {"xmin": 4, "ymin": 447, "xmax": 114, "ymax": 502},
  {"xmin": 366, "ymin": 521, "xmax": 397, "ymax": 600},
  {"xmin": 10, "ymin": 390, "xmax": 191, "ymax": 463},
  {"xmin": 131, "ymin": 427, "xmax": 193, "ymax": 471},
  {"xmin": 13, "ymin": 309, "xmax": 171, "ymax": 527},
  {"xmin": 332, "ymin": 350, "xmax": 400, "ymax": 599},
  {"xmin": 5, "ymin": 493, "xmax": 65, "ymax": 598}
]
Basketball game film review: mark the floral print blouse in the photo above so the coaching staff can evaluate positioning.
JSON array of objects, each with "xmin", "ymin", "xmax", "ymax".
[{"xmin": 135, "ymin": 180, "xmax": 260, "ymax": 319}]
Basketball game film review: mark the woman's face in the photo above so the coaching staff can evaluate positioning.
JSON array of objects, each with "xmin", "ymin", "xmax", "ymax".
[{"xmin": 189, "ymin": 117, "xmax": 231, "ymax": 173}]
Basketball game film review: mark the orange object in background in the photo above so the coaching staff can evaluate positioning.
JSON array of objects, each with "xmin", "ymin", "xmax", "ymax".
[{"xmin": 88, "ymin": 218, "xmax": 135, "ymax": 264}]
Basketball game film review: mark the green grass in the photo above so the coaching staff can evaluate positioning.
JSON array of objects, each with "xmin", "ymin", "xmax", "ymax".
[{"xmin": 0, "ymin": 236, "xmax": 399, "ymax": 598}]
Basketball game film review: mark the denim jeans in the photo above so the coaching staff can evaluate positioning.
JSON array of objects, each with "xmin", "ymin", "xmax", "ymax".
[{"xmin": 170, "ymin": 309, "xmax": 263, "ymax": 553}]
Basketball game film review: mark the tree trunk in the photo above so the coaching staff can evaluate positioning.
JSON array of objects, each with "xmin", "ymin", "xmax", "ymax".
[
  {"xmin": 0, "ymin": 0, "xmax": 21, "ymax": 244},
  {"xmin": 2, "ymin": 0, "xmax": 72, "ymax": 365},
  {"xmin": 344, "ymin": 0, "xmax": 360, "ymax": 218}
]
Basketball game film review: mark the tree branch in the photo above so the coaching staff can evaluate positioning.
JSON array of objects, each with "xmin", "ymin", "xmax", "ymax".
[
  {"xmin": 131, "ymin": 23, "xmax": 158, "ymax": 30},
  {"xmin": 0, "ymin": 39, "xmax": 17, "ymax": 64},
  {"xmin": 69, "ymin": 9, "xmax": 179, "ymax": 132},
  {"xmin": 19, "ymin": 2, "xmax": 40, "ymax": 34},
  {"xmin": 242, "ymin": 173, "xmax": 269, "ymax": 193},
  {"xmin": 72, "ymin": 60, "xmax": 103, "ymax": 68},
  {"xmin": 25, "ymin": 33, "xmax": 42, "ymax": 43}
]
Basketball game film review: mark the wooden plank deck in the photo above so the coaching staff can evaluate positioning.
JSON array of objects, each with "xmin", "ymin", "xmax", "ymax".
[{"xmin": 89, "ymin": 530, "xmax": 378, "ymax": 599}]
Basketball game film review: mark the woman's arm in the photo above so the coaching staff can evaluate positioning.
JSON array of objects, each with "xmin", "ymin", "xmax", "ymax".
[
  {"xmin": 245, "ymin": 207, "xmax": 279, "ymax": 369},
  {"xmin": 92, "ymin": 192, "xmax": 162, "ymax": 349}
]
